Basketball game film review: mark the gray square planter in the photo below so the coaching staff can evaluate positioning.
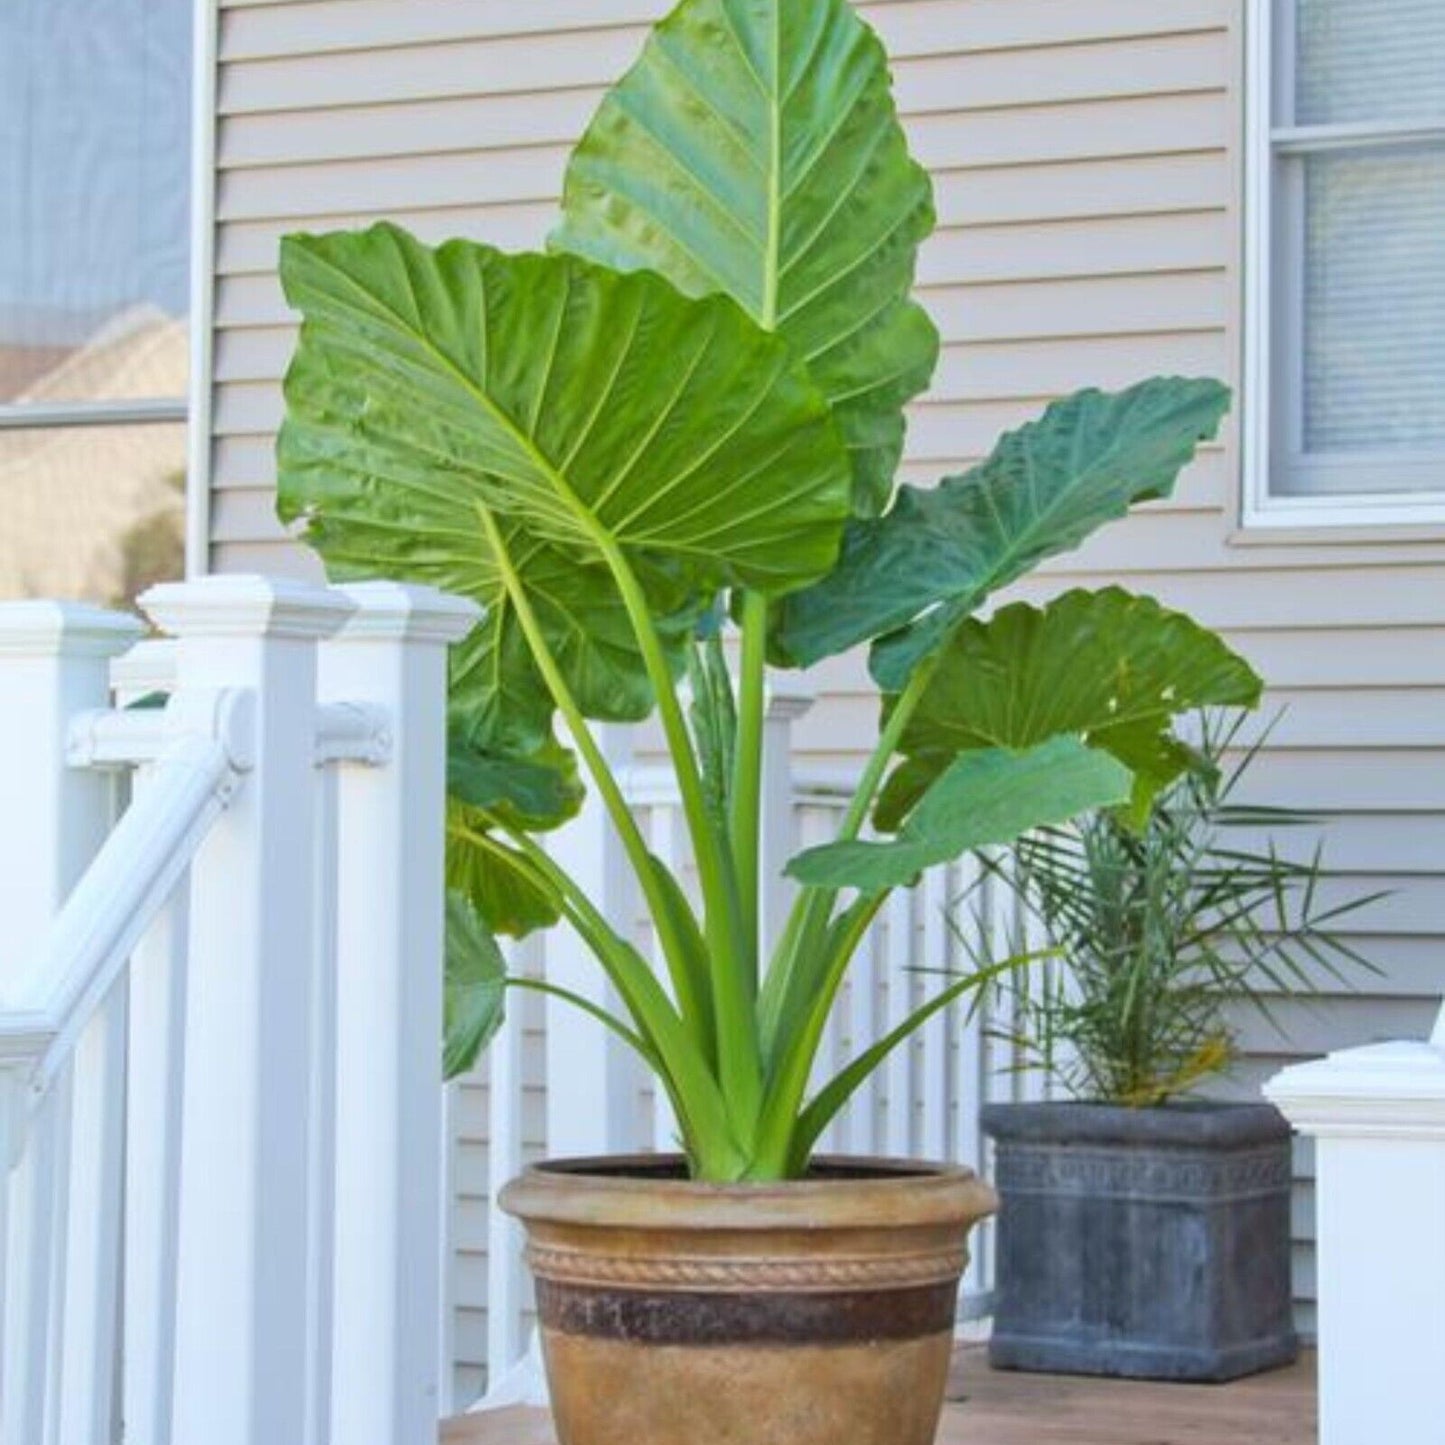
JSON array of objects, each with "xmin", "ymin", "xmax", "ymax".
[{"xmin": 981, "ymin": 1101, "xmax": 1298, "ymax": 1382}]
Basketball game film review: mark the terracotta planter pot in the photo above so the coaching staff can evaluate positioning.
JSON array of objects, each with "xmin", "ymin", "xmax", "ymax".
[{"xmin": 500, "ymin": 1155, "xmax": 996, "ymax": 1445}]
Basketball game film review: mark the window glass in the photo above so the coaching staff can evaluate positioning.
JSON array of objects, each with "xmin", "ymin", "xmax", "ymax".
[
  {"xmin": 1301, "ymin": 146, "xmax": 1445, "ymax": 461},
  {"xmin": 0, "ymin": 0, "xmax": 190, "ymax": 605},
  {"xmin": 0, "ymin": 0, "xmax": 191, "ymax": 405},
  {"xmin": 0, "ymin": 424, "xmax": 186, "ymax": 605},
  {"xmin": 1295, "ymin": 0, "xmax": 1445, "ymax": 126}
]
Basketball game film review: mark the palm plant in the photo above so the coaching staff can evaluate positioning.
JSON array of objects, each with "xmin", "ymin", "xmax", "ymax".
[
  {"xmin": 275, "ymin": 0, "xmax": 1263, "ymax": 1181},
  {"xmin": 967, "ymin": 713, "xmax": 1382, "ymax": 1106}
]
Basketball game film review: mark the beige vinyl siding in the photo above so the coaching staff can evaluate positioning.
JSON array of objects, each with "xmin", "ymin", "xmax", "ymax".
[{"xmin": 209, "ymin": 0, "xmax": 1445, "ymax": 1376}]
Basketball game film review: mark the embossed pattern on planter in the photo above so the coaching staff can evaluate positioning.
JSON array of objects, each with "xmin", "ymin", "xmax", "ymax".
[
  {"xmin": 994, "ymin": 1143, "xmax": 1292, "ymax": 1204},
  {"xmin": 525, "ymin": 1244, "xmax": 971, "ymax": 1293}
]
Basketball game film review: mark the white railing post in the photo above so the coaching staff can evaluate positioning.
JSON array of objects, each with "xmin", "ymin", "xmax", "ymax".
[
  {"xmin": 0, "ymin": 602, "xmax": 141, "ymax": 1445},
  {"xmin": 145, "ymin": 576, "xmax": 353, "ymax": 1445},
  {"xmin": 0, "ymin": 603, "xmax": 143, "ymax": 961},
  {"xmin": 317, "ymin": 582, "xmax": 479, "ymax": 1445},
  {"xmin": 1266, "ymin": 1033, "xmax": 1445, "ymax": 1445}
]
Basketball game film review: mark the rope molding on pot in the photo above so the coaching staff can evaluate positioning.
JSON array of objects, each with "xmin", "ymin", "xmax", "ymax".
[{"xmin": 524, "ymin": 1245, "xmax": 972, "ymax": 1293}]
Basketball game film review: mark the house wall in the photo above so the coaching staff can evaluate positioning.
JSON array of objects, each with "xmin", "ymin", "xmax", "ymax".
[{"xmin": 204, "ymin": 0, "xmax": 1445, "ymax": 1392}]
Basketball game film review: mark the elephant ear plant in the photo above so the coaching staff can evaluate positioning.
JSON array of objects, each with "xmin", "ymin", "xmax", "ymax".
[{"xmin": 275, "ymin": 0, "xmax": 1262, "ymax": 1183}]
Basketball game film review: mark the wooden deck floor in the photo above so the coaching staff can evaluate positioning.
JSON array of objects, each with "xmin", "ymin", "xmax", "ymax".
[{"xmin": 442, "ymin": 1349, "xmax": 1317, "ymax": 1444}]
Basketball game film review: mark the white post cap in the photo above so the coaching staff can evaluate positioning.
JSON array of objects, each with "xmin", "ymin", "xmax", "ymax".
[
  {"xmin": 0, "ymin": 601, "xmax": 143, "ymax": 659},
  {"xmin": 1265, "ymin": 1039, "xmax": 1445, "ymax": 1140},
  {"xmin": 140, "ymin": 575, "xmax": 356, "ymax": 641},
  {"xmin": 764, "ymin": 674, "xmax": 817, "ymax": 723},
  {"xmin": 332, "ymin": 581, "xmax": 481, "ymax": 644}
]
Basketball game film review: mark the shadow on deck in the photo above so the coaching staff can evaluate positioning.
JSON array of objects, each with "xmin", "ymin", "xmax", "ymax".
[{"xmin": 442, "ymin": 1347, "xmax": 1317, "ymax": 1444}]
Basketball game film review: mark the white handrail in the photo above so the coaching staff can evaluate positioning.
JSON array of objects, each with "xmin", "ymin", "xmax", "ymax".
[
  {"xmin": 69, "ymin": 700, "xmax": 393, "ymax": 771},
  {"xmin": 10, "ymin": 731, "xmax": 240, "ymax": 1099}
]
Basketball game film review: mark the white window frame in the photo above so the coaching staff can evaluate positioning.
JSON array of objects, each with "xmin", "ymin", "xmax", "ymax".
[
  {"xmin": 1242, "ymin": 0, "xmax": 1445, "ymax": 529},
  {"xmin": 0, "ymin": 0, "xmax": 217, "ymax": 577},
  {"xmin": 186, "ymin": 0, "xmax": 220, "ymax": 578}
]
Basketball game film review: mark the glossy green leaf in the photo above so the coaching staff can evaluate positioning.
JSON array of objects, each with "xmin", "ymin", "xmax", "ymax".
[
  {"xmin": 770, "ymin": 378, "xmax": 1232, "ymax": 678},
  {"xmin": 554, "ymin": 0, "xmax": 938, "ymax": 513},
  {"xmin": 444, "ymin": 890, "xmax": 507, "ymax": 1079},
  {"xmin": 446, "ymin": 799, "xmax": 560, "ymax": 940},
  {"xmin": 279, "ymin": 225, "xmax": 850, "ymax": 592},
  {"xmin": 287, "ymin": 384, "xmax": 694, "ymax": 757},
  {"xmin": 788, "ymin": 739, "xmax": 1132, "ymax": 890},
  {"xmin": 875, "ymin": 589, "xmax": 1265, "ymax": 830},
  {"xmin": 447, "ymin": 735, "xmax": 584, "ymax": 833}
]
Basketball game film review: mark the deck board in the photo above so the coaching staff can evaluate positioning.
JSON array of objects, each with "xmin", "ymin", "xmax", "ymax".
[{"xmin": 442, "ymin": 1349, "xmax": 1317, "ymax": 1444}]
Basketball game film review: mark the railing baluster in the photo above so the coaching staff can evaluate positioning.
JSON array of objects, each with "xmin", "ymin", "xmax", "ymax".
[
  {"xmin": 951, "ymin": 855, "xmax": 992, "ymax": 1315},
  {"xmin": 485, "ymin": 939, "xmax": 528, "ymax": 1388},
  {"xmin": 123, "ymin": 873, "xmax": 190, "ymax": 1445},
  {"xmin": 883, "ymin": 891, "xmax": 915, "ymax": 1157},
  {"xmin": 437, "ymin": 1081, "xmax": 459, "ymax": 1419},
  {"xmin": 919, "ymin": 865, "xmax": 950, "ymax": 1162},
  {"xmin": 545, "ymin": 727, "xmax": 638, "ymax": 1161},
  {"xmin": 55, "ymin": 982, "xmax": 126, "ymax": 1445},
  {"xmin": 647, "ymin": 801, "xmax": 682, "ymax": 1153},
  {"xmin": 306, "ymin": 766, "xmax": 340, "ymax": 1445},
  {"xmin": 3, "ymin": 1082, "xmax": 66, "ymax": 1445},
  {"xmin": 845, "ymin": 880, "xmax": 880, "ymax": 1156}
]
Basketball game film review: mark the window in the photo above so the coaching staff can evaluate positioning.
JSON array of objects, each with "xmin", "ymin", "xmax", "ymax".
[
  {"xmin": 0, "ymin": 0, "xmax": 195, "ymax": 605},
  {"xmin": 1244, "ymin": 0, "xmax": 1445, "ymax": 527}
]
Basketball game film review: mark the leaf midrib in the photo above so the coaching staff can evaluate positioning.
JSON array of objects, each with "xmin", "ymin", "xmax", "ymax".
[
  {"xmin": 306, "ymin": 241, "xmax": 666, "ymax": 571},
  {"xmin": 899, "ymin": 390, "xmax": 1217, "ymax": 644},
  {"xmin": 762, "ymin": 0, "xmax": 783, "ymax": 331}
]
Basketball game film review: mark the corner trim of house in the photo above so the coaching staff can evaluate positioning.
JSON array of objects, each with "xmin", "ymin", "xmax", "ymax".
[{"xmin": 185, "ymin": 0, "xmax": 220, "ymax": 581}]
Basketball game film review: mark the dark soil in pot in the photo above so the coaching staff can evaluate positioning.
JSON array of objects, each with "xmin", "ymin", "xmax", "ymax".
[
  {"xmin": 981, "ymin": 1100, "xmax": 1298, "ymax": 1382},
  {"xmin": 500, "ymin": 1154, "xmax": 996, "ymax": 1445}
]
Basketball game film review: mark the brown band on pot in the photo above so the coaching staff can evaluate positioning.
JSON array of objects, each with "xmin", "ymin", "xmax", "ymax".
[{"xmin": 535, "ymin": 1278, "xmax": 959, "ymax": 1345}]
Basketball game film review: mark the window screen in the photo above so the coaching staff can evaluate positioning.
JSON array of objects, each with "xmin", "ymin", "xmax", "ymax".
[
  {"xmin": 1270, "ymin": 0, "xmax": 1445, "ymax": 500},
  {"xmin": 0, "ymin": 0, "xmax": 191, "ymax": 603}
]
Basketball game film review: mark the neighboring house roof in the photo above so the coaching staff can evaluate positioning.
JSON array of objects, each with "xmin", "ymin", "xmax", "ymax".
[
  {"xmin": 0, "ymin": 306, "xmax": 186, "ymax": 605},
  {"xmin": 0, "ymin": 345, "xmax": 71, "ymax": 400}
]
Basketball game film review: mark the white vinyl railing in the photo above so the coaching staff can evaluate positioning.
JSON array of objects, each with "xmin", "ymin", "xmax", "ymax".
[
  {"xmin": 472, "ymin": 684, "xmax": 1058, "ymax": 1398},
  {"xmin": 0, "ymin": 576, "xmax": 476, "ymax": 1445}
]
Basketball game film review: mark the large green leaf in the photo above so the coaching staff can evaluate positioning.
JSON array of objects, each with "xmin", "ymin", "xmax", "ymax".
[
  {"xmin": 772, "ymin": 378, "xmax": 1232, "ymax": 678},
  {"xmin": 279, "ymin": 225, "xmax": 850, "ymax": 590},
  {"xmin": 447, "ymin": 798, "xmax": 560, "ymax": 940},
  {"xmin": 788, "ymin": 739, "xmax": 1132, "ymax": 890},
  {"xmin": 444, "ymin": 890, "xmax": 508, "ymax": 1079},
  {"xmin": 553, "ymin": 0, "xmax": 938, "ymax": 513},
  {"xmin": 448, "ymin": 735, "xmax": 584, "ymax": 834},
  {"xmin": 875, "ymin": 589, "xmax": 1264, "ymax": 830}
]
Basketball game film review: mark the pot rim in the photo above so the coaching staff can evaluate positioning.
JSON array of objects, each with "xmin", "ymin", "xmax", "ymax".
[
  {"xmin": 500, "ymin": 1153, "xmax": 997, "ymax": 1233},
  {"xmin": 980, "ymin": 1098, "xmax": 1291, "ymax": 1148}
]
